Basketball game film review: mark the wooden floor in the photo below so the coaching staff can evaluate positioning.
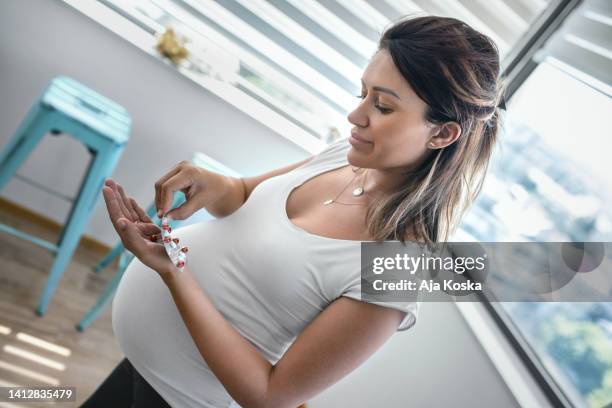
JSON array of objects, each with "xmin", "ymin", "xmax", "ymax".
[{"xmin": 0, "ymin": 205, "xmax": 123, "ymax": 407}]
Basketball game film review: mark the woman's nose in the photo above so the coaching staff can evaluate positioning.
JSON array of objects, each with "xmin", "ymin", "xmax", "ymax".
[{"xmin": 347, "ymin": 105, "xmax": 368, "ymax": 128}]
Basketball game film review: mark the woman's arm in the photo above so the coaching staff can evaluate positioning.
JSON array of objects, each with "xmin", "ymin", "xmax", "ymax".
[
  {"xmin": 207, "ymin": 155, "xmax": 314, "ymax": 218},
  {"xmin": 154, "ymin": 155, "xmax": 314, "ymax": 220},
  {"xmin": 163, "ymin": 268, "xmax": 405, "ymax": 408},
  {"xmin": 163, "ymin": 268, "xmax": 271, "ymax": 407}
]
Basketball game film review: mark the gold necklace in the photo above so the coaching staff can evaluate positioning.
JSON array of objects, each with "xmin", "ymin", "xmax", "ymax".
[{"xmin": 323, "ymin": 167, "xmax": 369, "ymax": 206}]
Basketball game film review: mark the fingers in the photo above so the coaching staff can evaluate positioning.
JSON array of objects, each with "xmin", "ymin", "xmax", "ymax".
[
  {"xmin": 166, "ymin": 198, "xmax": 201, "ymax": 221},
  {"xmin": 117, "ymin": 184, "xmax": 139, "ymax": 222},
  {"xmin": 155, "ymin": 166, "xmax": 182, "ymax": 217},
  {"xmin": 106, "ymin": 180, "xmax": 132, "ymax": 221},
  {"xmin": 106, "ymin": 179, "xmax": 153, "ymax": 224},
  {"xmin": 158, "ymin": 172, "xmax": 193, "ymax": 217},
  {"xmin": 131, "ymin": 198, "xmax": 153, "ymax": 223},
  {"xmin": 104, "ymin": 181, "xmax": 153, "ymax": 234},
  {"xmin": 102, "ymin": 186, "xmax": 127, "ymax": 234},
  {"xmin": 135, "ymin": 222, "xmax": 161, "ymax": 236}
]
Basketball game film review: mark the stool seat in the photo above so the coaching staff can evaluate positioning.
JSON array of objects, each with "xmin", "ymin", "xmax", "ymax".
[
  {"xmin": 0, "ymin": 76, "xmax": 131, "ymax": 316},
  {"xmin": 42, "ymin": 76, "xmax": 130, "ymax": 144}
]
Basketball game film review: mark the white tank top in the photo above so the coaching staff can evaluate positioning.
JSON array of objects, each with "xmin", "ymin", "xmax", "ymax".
[{"xmin": 112, "ymin": 137, "xmax": 419, "ymax": 407}]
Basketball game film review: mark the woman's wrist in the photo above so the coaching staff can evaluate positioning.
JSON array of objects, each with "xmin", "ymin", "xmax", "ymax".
[
  {"xmin": 199, "ymin": 174, "xmax": 241, "ymax": 219},
  {"xmin": 160, "ymin": 264, "xmax": 192, "ymax": 288}
]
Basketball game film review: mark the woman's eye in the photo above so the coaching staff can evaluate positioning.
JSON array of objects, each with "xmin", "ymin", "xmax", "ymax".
[
  {"xmin": 354, "ymin": 93, "xmax": 393, "ymax": 114},
  {"xmin": 376, "ymin": 105, "xmax": 393, "ymax": 114}
]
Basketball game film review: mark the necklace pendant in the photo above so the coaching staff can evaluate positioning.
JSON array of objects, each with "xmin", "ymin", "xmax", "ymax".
[
  {"xmin": 352, "ymin": 187, "xmax": 364, "ymax": 197},
  {"xmin": 323, "ymin": 199, "xmax": 333, "ymax": 205}
]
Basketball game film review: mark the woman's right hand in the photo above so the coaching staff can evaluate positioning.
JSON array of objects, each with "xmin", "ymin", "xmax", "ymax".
[{"xmin": 154, "ymin": 161, "xmax": 229, "ymax": 221}]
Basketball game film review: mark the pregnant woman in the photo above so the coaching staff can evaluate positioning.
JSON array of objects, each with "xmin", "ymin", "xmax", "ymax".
[{"xmin": 82, "ymin": 15, "xmax": 505, "ymax": 408}]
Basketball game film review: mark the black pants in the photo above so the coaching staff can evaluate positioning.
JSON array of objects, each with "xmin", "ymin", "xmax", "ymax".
[{"xmin": 80, "ymin": 358, "xmax": 171, "ymax": 408}]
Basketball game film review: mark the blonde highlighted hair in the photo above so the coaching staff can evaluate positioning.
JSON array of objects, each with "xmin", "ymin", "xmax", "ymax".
[{"xmin": 366, "ymin": 15, "xmax": 506, "ymax": 245}]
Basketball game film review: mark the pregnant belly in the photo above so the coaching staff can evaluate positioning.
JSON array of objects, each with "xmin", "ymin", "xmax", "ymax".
[
  {"xmin": 111, "ymin": 220, "xmax": 231, "ymax": 365},
  {"xmin": 112, "ymin": 257, "xmax": 198, "ymax": 369},
  {"xmin": 111, "ymin": 257, "xmax": 236, "ymax": 406}
]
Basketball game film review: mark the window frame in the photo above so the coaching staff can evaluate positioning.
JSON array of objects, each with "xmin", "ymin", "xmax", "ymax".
[
  {"xmin": 477, "ymin": 300, "xmax": 576, "ymax": 407},
  {"xmin": 459, "ymin": 2, "xmax": 601, "ymax": 408}
]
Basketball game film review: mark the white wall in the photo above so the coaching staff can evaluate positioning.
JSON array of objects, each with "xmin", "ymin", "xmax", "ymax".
[
  {"xmin": 0, "ymin": 1, "xmax": 521, "ymax": 407},
  {"xmin": 309, "ymin": 302, "xmax": 519, "ymax": 408},
  {"xmin": 0, "ymin": 0, "xmax": 308, "ymax": 247}
]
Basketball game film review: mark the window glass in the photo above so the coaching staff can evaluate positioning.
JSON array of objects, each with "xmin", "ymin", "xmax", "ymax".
[{"xmin": 456, "ymin": 61, "xmax": 612, "ymax": 407}]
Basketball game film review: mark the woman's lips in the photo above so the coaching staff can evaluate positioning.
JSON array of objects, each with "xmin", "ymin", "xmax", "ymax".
[{"xmin": 349, "ymin": 133, "xmax": 372, "ymax": 146}]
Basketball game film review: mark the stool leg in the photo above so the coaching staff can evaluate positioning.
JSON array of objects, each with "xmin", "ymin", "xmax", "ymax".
[
  {"xmin": 0, "ymin": 107, "xmax": 52, "ymax": 191},
  {"xmin": 36, "ymin": 143, "xmax": 125, "ymax": 316},
  {"xmin": 0, "ymin": 103, "xmax": 46, "ymax": 165},
  {"xmin": 93, "ymin": 241, "xmax": 125, "ymax": 273},
  {"xmin": 76, "ymin": 252, "xmax": 134, "ymax": 331}
]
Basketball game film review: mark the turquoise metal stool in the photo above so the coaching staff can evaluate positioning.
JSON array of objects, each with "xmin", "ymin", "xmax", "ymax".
[
  {"xmin": 76, "ymin": 151, "xmax": 240, "ymax": 331},
  {"xmin": 0, "ymin": 76, "xmax": 131, "ymax": 316}
]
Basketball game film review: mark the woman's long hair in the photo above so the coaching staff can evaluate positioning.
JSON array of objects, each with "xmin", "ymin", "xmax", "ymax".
[{"xmin": 366, "ymin": 15, "xmax": 506, "ymax": 245}]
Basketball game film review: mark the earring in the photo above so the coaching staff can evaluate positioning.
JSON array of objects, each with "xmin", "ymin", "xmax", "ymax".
[{"xmin": 429, "ymin": 142, "xmax": 436, "ymax": 149}]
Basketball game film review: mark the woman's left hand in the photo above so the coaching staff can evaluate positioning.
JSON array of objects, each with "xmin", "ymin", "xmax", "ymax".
[{"xmin": 102, "ymin": 178, "xmax": 178, "ymax": 279}]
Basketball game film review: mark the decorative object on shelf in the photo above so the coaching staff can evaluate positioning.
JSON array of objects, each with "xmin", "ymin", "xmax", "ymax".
[
  {"xmin": 155, "ymin": 27, "xmax": 190, "ymax": 65},
  {"xmin": 325, "ymin": 126, "xmax": 342, "ymax": 144},
  {"xmin": 154, "ymin": 27, "xmax": 240, "ymax": 85}
]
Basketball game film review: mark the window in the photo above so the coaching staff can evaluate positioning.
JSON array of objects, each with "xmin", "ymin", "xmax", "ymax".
[
  {"xmin": 64, "ymin": 0, "xmax": 553, "ymax": 149},
  {"xmin": 453, "ymin": 0, "xmax": 612, "ymax": 406}
]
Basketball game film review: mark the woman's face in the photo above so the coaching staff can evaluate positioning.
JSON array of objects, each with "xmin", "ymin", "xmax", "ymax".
[{"xmin": 347, "ymin": 49, "xmax": 447, "ymax": 173}]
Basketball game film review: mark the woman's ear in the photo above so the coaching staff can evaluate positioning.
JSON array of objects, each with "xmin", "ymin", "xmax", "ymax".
[{"xmin": 428, "ymin": 122, "xmax": 462, "ymax": 149}]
